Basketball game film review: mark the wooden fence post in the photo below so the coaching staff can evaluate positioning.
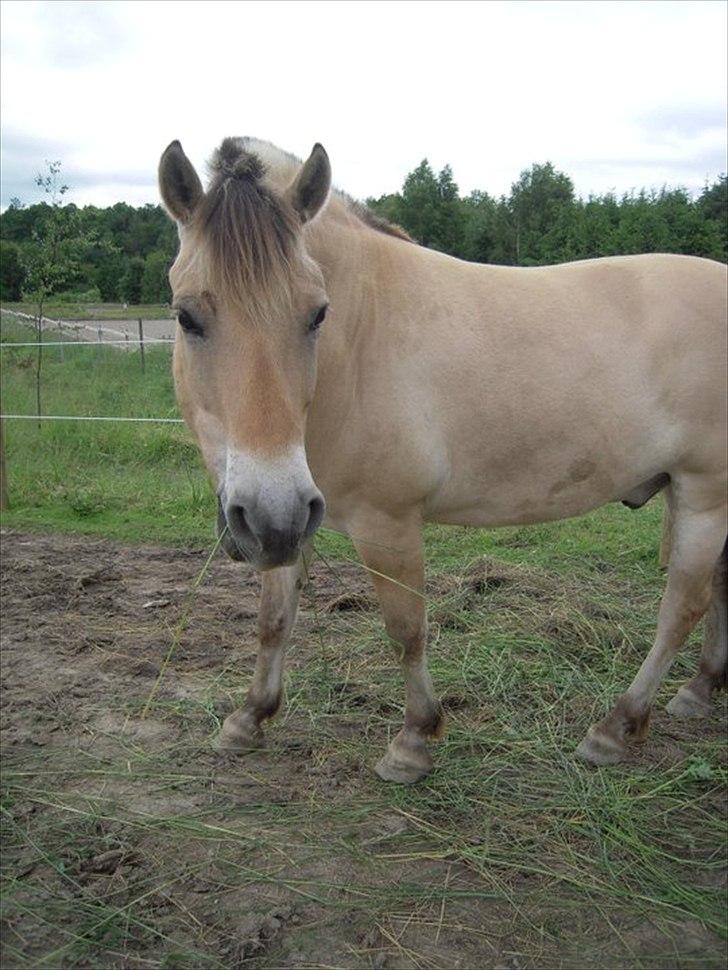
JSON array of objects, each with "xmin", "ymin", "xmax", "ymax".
[
  {"xmin": 138, "ymin": 319, "xmax": 146, "ymax": 374},
  {"xmin": 0, "ymin": 416, "xmax": 8, "ymax": 511}
]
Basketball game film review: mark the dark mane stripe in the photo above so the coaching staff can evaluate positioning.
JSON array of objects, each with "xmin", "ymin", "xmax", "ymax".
[{"xmin": 196, "ymin": 139, "xmax": 299, "ymax": 315}]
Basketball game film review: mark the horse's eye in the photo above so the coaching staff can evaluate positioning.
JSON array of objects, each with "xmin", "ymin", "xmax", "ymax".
[
  {"xmin": 308, "ymin": 304, "xmax": 328, "ymax": 334},
  {"xmin": 178, "ymin": 309, "xmax": 204, "ymax": 337}
]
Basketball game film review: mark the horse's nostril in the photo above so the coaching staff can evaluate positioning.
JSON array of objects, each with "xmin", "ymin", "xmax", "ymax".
[
  {"xmin": 304, "ymin": 494, "xmax": 326, "ymax": 539},
  {"xmin": 226, "ymin": 504, "xmax": 256, "ymax": 548}
]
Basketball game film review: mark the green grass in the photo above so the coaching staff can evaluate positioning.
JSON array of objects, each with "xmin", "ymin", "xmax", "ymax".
[
  {"xmin": 2, "ymin": 301, "xmax": 174, "ymax": 321},
  {"xmin": 1, "ymin": 319, "xmax": 212, "ymax": 545}
]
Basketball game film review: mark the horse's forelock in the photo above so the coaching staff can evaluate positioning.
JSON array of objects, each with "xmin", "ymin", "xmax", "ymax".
[{"xmin": 195, "ymin": 140, "xmax": 300, "ymax": 321}]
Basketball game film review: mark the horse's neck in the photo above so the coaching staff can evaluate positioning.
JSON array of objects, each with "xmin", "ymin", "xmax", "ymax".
[
  {"xmin": 306, "ymin": 205, "xmax": 376, "ymax": 337},
  {"xmin": 306, "ymin": 202, "xmax": 415, "ymax": 339}
]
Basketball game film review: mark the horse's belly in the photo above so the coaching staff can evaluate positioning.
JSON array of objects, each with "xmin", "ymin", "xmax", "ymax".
[
  {"xmin": 423, "ymin": 430, "xmax": 668, "ymax": 528},
  {"xmin": 426, "ymin": 481, "xmax": 617, "ymax": 527}
]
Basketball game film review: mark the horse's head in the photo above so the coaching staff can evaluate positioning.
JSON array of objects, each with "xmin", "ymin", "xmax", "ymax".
[{"xmin": 159, "ymin": 138, "xmax": 329, "ymax": 569}]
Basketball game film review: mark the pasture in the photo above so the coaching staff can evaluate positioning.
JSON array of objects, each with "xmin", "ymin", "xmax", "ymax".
[{"xmin": 1, "ymin": 318, "xmax": 726, "ymax": 968}]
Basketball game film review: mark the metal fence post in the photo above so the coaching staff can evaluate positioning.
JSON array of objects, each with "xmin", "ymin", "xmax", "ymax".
[
  {"xmin": 138, "ymin": 319, "xmax": 146, "ymax": 373},
  {"xmin": 0, "ymin": 416, "xmax": 8, "ymax": 511}
]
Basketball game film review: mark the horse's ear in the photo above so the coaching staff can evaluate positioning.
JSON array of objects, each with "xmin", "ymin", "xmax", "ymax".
[
  {"xmin": 158, "ymin": 141, "xmax": 204, "ymax": 224},
  {"xmin": 287, "ymin": 143, "xmax": 331, "ymax": 223}
]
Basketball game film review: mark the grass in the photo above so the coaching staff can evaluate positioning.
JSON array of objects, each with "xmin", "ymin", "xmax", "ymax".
[
  {"xmin": 1, "ymin": 316, "xmax": 726, "ymax": 968},
  {"xmin": 1, "ymin": 318, "xmax": 210, "ymax": 545}
]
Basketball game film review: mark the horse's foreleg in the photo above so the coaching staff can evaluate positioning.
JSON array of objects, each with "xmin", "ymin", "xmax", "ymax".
[
  {"xmin": 576, "ymin": 495, "xmax": 727, "ymax": 765},
  {"xmin": 216, "ymin": 549, "xmax": 309, "ymax": 751},
  {"xmin": 351, "ymin": 512, "xmax": 442, "ymax": 784},
  {"xmin": 666, "ymin": 538, "xmax": 727, "ymax": 717}
]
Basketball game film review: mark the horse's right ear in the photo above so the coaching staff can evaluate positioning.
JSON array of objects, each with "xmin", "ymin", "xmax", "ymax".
[
  {"xmin": 158, "ymin": 141, "xmax": 204, "ymax": 224},
  {"xmin": 287, "ymin": 143, "xmax": 331, "ymax": 223}
]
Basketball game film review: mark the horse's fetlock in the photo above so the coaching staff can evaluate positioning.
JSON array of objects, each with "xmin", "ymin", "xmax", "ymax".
[
  {"xmin": 612, "ymin": 694, "xmax": 651, "ymax": 741},
  {"xmin": 246, "ymin": 688, "xmax": 282, "ymax": 722}
]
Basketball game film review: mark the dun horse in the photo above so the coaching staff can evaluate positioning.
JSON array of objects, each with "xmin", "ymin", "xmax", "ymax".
[{"xmin": 159, "ymin": 137, "xmax": 727, "ymax": 783}]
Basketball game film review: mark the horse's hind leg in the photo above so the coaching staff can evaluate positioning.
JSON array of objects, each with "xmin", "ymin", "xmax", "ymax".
[
  {"xmin": 576, "ymin": 483, "xmax": 727, "ymax": 766},
  {"xmin": 216, "ymin": 547, "xmax": 310, "ymax": 752},
  {"xmin": 350, "ymin": 511, "xmax": 443, "ymax": 784},
  {"xmin": 666, "ymin": 538, "xmax": 727, "ymax": 717}
]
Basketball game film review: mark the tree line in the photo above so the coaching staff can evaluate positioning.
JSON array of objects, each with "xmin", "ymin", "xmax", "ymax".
[
  {"xmin": 0, "ymin": 198, "xmax": 177, "ymax": 304},
  {"xmin": 1, "ymin": 161, "xmax": 725, "ymax": 303},
  {"xmin": 368, "ymin": 162, "xmax": 727, "ymax": 266}
]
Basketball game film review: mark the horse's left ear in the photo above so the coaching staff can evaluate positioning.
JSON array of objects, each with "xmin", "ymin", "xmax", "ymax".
[{"xmin": 287, "ymin": 143, "xmax": 331, "ymax": 223}]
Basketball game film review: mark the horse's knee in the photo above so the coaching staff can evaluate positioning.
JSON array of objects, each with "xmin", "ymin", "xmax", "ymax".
[{"xmin": 384, "ymin": 612, "xmax": 426, "ymax": 655}]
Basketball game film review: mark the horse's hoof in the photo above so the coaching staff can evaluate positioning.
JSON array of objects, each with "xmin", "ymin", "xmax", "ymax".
[
  {"xmin": 214, "ymin": 718, "xmax": 264, "ymax": 754},
  {"xmin": 666, "ymin": 686, "xmax": 711, "ymax": 719},
  {"xmin": 575, "ymin": 725, "xmax": 626, "ymax": 766},
  {"xmin": 214, "ymin": 732, "xmax": 264, "ymax": 754},
  {"xmin": 374, "ymin": 747, "xmax": 432, "ymax": 785}
]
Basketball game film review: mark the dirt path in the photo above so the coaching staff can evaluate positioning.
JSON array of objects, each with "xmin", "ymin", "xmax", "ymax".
[
  {"xmin": 1, "ymin": 308, "xmax": 175, "ymax": 345},
  {"xmin": 1, "ymin": 531, "xmax": 725, "ymax": 969}
]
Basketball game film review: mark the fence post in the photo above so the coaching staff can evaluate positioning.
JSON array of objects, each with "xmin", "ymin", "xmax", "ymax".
[
  {"xmin": 0, "ymin": 416, "xmax": 8, "ymax": 511},
  {"xmin": 138, "ymin": 319, "xmax": 145, "ymax": 374},
  {"xmin": 97, "ymin": 326, "xmax": 103, "ymax": 360},
  {"xmin": 58, "ymin": 320, "xmax": 65, "ymax": 362}
]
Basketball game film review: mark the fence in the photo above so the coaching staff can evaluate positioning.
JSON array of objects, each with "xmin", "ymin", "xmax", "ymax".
[{"xmin": 0, "ymin": 310, "xmax": 181, "ymax": 510}]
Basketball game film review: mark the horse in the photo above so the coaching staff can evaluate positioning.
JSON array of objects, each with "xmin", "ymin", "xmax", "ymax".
[{"xmin": 158, "ymin": 136, "xmax": 727, "ymax": 783}]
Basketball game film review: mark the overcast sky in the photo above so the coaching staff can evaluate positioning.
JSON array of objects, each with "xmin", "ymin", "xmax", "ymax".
[{"xmin": 1, "ymin": 0, "xmax": 726, "ymax": 210}]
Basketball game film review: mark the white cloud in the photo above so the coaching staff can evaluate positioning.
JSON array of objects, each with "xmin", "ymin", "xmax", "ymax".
[{"xmin": 1, "ymin": 0, "xmax": 726, "ymax": 208}]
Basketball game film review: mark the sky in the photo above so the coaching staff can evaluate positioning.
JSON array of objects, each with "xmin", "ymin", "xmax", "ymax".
[{"xmin": 1, "ymin": 0, "xmax": 726, "ymax": 210}]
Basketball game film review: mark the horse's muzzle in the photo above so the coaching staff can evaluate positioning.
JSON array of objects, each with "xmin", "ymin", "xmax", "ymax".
[{"xmin": 217, "ymin": 491, "xmax": 325, "ymax": 569}]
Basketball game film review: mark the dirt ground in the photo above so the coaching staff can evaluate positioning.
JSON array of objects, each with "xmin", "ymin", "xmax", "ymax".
[{"xmin": 1, "ymin": 531, "xmax": 726, "ymax": 969}]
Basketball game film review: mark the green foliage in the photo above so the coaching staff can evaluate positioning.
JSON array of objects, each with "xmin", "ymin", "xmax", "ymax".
[
  {"xmin": 0, "ymin": 240, "xmax": 26, "ymax": 300},
  {"xmin": 120, "ymin": 256, "xmax": 145, "ymax": 305},
  {"xmin": 95, "ymin": 250, "xmax": 126, "ymax": 301},
  {"xmin": 698, "ymin": 175, "xmax": 728, "ymax": 260},
  {"xmin": 141, "ymin": 250, "xmax": 172, "ymax": 304},
  {"xmin": 1, "ymin": 196, "xmax": 177, "ymax": 305},
  {"xmin": 370, "ymin": 163, "xmax": 728, "ymax": 266},
  {"xmin": 22, "ymin": 162, "xmax": 81, "ymax": 304}
]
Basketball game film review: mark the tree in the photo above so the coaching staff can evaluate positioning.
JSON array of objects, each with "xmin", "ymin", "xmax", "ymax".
[
  {"xmin": 398, "ymin": 159, "xmax": 441, "ymax": 245},
  {"xmin": 141, "ymin": 251, "xmax": 172, "ymax": 304},
  {"xmin": 95, "ymin": 250, "xmax": 126, "ymax": 301},
  {"xmin": 697, "ymin": 175, "xmax": 727, "ymax": 260},
  {"xmin": 120, "ymin": 257, "xmax": 145, "ymax": 304},
  {"xmin": 508, "ymin": 163, "xmax": 577, "ymax": 264},
  {"xmin": 21, "ymin": 161, "xmax": 88, "ymax": 426},
  {"xmin": 0, "ymin": 241, "xmax": 26, "ymax": 300}
]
